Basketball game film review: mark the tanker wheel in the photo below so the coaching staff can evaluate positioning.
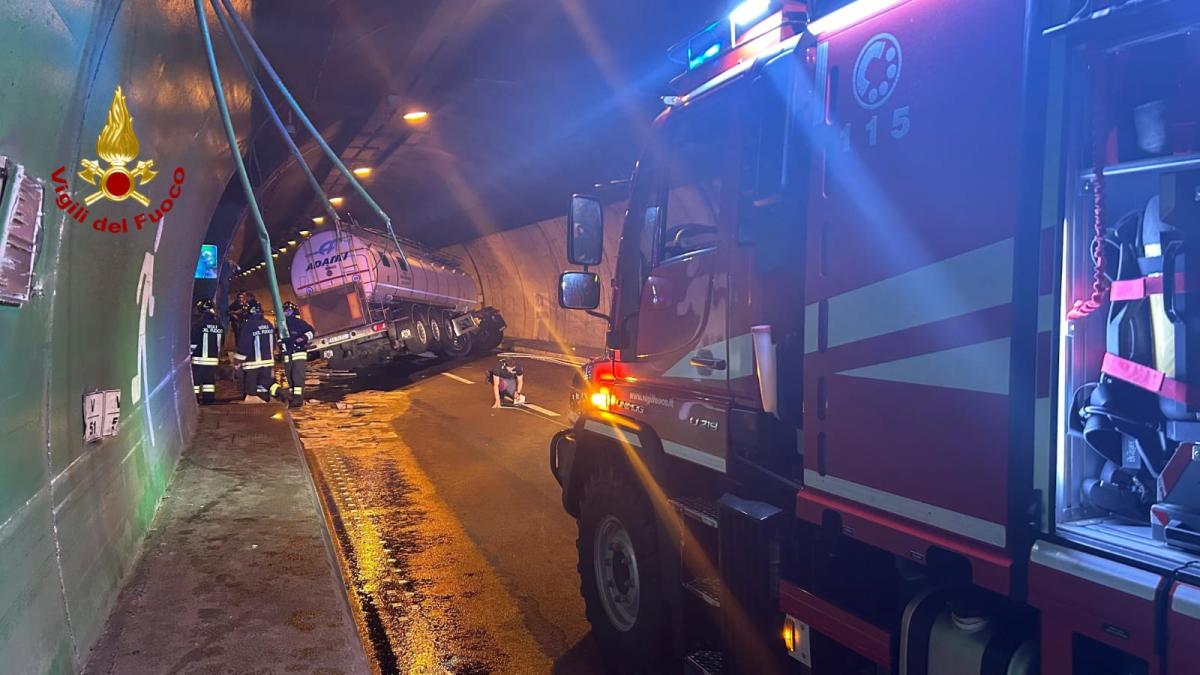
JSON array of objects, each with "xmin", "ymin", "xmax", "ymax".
[
  {"xmin": 577, "ymin": 465, "xmax": 669, "ymax": 674},
  {"xmin": 438, "ymin": 312, "xmax": 471, "ymax": 358},
  {"xmin": 408, "ymin": 307, "xmax": 432, "ymax": 354},
  {"xmin": 426, "ymin": 306, "xmax": 446, "ymax": 351}
]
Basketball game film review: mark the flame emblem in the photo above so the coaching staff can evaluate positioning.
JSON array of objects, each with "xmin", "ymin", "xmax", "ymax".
[{"xmin": 78, "ymin": 87, "xmax": 157, "ymax": 206}]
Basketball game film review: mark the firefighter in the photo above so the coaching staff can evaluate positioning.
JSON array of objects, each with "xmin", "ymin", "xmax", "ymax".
[
  {"xmin": 280, "ymin": 301, "xmax": 315, "ymax": 406},
  {"xmin": 228, "ymin": 290, "xmax": 249, "ymax": 337},
  {"xmin": 235, "ymin": 301, "xmax": 289, "ymax": 404},
  {"xmin": 190, "ymin": 299, "xmax": 223, "ymax": 403}
]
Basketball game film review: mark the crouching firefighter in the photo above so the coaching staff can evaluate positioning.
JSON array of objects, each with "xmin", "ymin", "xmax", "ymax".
[
  {"xmin": 235, "ymin": 301, "xmax": 290, "ymax": 404},
  {"xmin": 190, "ymin": 299, "xmax": 223, "ymax": 403},
  {"xmin": 280, "ymin": 301, "xmax": 314, "ymax": 406}
]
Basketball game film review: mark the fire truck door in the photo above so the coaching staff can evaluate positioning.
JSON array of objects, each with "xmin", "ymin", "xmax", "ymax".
[
  {"xmin": 623, "ymin": 90, "xmax": 736, "ymax": 473},
  {"xmin": 1168, "ymin": 580, "xmax": 1200, "ymax": 674}
]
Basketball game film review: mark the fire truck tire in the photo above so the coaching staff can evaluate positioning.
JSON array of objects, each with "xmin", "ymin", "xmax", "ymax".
[
  {"xmin": 408, "ymin": 307, "xmax": 432, "ymax": 353},
  {"xmin": 577, "ymin": 466, "xmax": 669, "ymax": 673}
]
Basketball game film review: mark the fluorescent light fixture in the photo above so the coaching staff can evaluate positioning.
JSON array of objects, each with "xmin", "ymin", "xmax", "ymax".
[
  {"xmin": 329, "ymin": 197, "xmax": 344, "ymax": 208},
  {"xmin": 730, "ymin": 0, "xmax": 770, "ymax": 26},
  {"xmin": 403, "ymin": 110, "xmax": 429, "ymax": 123},
  {"xmin": 808, "ymin": 0, "xmax": 906, "ymax": 36},
  {"xmin": 312, "ymin": 216, "xmax": 325, "ymax": 225},
  {"xmin": 352, "ymin": 167, "xmax": 372, "ymax": 177}
]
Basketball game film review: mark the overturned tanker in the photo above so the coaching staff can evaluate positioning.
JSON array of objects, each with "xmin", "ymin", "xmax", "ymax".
[{"xmin": 290, "ymin": 226, "xmax": 505, "ymax": 370}]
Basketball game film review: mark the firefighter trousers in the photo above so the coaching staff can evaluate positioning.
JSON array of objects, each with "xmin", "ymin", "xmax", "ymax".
[
  {"xmin": 285, "ymin": 356, "xmax": 306, "ymax": 402},
  {"xmin": 241, "ymin": 366, "xmax": 283, "ymax": 402},
  {"xmin": 192, "ymin": 363, "xmax": 216, "ymax": 403}
]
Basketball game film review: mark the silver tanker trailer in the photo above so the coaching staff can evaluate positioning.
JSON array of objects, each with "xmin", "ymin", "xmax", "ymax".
[{"xmin": 290, "ymin": 226, "xmax": 505, "ymax": 370}]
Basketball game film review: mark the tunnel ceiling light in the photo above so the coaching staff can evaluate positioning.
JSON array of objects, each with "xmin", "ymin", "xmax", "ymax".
[
  {"xmin": 402, "ymin": 110, "xmax": 429, "ymax": 123},
  {"xmin": 287, "ymin": 239, "xmax": 298, "ymax": 246},
  {"xmin": 329, "ymin": 197, "xmax": 344, "ymax": 208},
  {"xmin": 312, "ymin": 216, "xmax": 325, "ymax": 225},
  {"xmin": 730, "ymin": 0, "xmax": 770, "ymax": 26},
  {"xmin": 272, "ymin": 253, "xmax": 279, "ymax": 258},
  {"xmin": 299, "ymin": 229, "xmax": 311, "ymax": 236},
  {"xmin": 352, "ymin": 167, "xmax": 372, "ymax": 177}
]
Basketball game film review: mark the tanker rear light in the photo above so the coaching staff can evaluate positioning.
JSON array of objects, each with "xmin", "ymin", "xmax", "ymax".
[{"xmin": 372, "ymin": 321, "xmax": 387, "ymax": 332}]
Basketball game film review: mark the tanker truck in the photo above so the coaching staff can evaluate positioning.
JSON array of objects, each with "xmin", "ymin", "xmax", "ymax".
[
  {"xmin": 550, "ymin": 1, "xmax": 1200, "ymax": 673},
  {"xmin": 290, "ymin": 226, "xmax": 505, "ymax": 371}
]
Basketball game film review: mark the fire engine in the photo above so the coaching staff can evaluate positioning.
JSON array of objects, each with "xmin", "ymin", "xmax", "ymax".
[{"xmin": 550, "ymin": 0, "xmax": 1200, "ymax": 672}]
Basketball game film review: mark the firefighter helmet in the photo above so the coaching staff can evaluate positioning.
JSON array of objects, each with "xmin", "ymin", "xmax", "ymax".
[
  {"xmin": 283, "ymin": 301, "xmax": 299, "ymax": 315},
  {"xmin": 195, "ymin": 298, "xmax": 215, "ymax": 313},
  {"xmin": 247, "ymin": 301, "xmax": 263, "ymax": 314}
]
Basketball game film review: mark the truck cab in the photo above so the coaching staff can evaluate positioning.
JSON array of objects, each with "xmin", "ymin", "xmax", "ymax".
[{"xmin": 552, "ymin": 1, "xmax": 1200, "ymax": 674}]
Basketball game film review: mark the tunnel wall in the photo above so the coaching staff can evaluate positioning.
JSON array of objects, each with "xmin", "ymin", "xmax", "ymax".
[
  {"xmin": 440, "ymin": 202, "xmax": 626, "ymax": 351},
  {"xmin": 0, "ymin": 2, "xmax": 251, "ymax": 672}
]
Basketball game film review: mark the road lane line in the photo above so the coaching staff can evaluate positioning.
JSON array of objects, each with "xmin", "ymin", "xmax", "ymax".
[
  {"xmin": 441, "ymin": 372, "xmax": 475, "ymax": 385},
  {"xmin": 521, "ymin": 402, "xmax": 560, "ymax": 417},
  {"xmin": 509, "ymin": 405, "xmax": 570, "ymax": 429}
]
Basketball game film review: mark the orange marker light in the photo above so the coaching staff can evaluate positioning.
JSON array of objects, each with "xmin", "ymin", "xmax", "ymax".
[
  {"xmin": 590, "ymin": 386, "xmax": 613, "ymax": 411},
  {"xmin": 402, "ymin": 110, "xmax": 429, "ymax": 123}
]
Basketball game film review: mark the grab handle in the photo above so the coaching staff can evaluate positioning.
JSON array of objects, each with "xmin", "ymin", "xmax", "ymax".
[{"xmin": 1163, "ymin": 239, "xmax": 1184, "ymax": 324}]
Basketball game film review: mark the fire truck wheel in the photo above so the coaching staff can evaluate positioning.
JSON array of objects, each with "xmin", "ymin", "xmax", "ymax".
[{"xmin": 577, "ymin": 466, "xmax": 668, "ymax": 672}]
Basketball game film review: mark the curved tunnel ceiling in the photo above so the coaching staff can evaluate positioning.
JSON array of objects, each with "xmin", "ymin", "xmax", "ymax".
[{"xmin": 216, "ymin": 0, "xmax": 727, "ymax": 267}]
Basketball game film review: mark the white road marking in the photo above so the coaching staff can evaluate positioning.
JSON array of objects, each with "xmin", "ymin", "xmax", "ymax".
[
  {"xmin": 508, "ymin": 404, "xmax": 570, "ymax": 429},
  {"xmin": 441, "ymin": 372, "xmax": 475, "ymax": 385},
  {"xmin": 520, "ymin": 403, "xmax": 560, "ymax": 417}
]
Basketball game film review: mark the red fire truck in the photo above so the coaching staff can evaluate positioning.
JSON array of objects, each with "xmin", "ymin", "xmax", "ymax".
[{"xmin": 550, "ymin": 0, "xmax": 1200, "ymax": 673}]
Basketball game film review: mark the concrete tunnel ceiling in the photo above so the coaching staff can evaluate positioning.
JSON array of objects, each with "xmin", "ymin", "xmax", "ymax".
[{"xmin": 217, "ymin": 0, "xmax": 728, "ymax": 267}]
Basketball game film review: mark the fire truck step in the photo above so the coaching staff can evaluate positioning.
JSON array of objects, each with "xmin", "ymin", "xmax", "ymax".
[
  {"xmin": 670, "ymin": 496, "xmax": 720, "ymax": 528},
  {"xmin": 683, "ymin": 649, "xmax": 724, "ymax": 675},
  {"xmin": 683, "ymin": 576, "xmax": 722, "ymax": 607}
]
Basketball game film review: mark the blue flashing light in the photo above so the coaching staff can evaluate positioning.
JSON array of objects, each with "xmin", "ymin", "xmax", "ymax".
[
  {"xmin": 808, "ymin": 0, "xmax": 908, "ymax": 36},
  {"xmin": 689, "ymin": 43, "xmax": 722, "ymax": 70},
  {"xmin": 730, "ymin": 0, "xmax": 771, "ymax": 26}
]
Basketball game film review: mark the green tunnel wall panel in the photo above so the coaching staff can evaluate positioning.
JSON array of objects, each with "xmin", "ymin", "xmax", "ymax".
[{"xmin": 0, "ymin": 0, "xmax": 252, "ymax": 672}]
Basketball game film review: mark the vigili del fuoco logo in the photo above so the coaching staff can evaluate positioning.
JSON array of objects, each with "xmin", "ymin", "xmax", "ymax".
[{"xmin": 50, "ymin": 86, "xmax": 186, "ymax": 234}]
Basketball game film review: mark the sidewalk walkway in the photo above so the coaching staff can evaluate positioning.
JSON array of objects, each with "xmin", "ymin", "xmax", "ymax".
[{"xmin": 84, "ymin": 404, "xmax": 369, "ymax": 675}]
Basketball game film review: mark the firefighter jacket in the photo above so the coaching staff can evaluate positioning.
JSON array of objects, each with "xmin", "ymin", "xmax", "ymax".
[
  {"xmin": 236, "ymin": 316, "xmax": 276, "ymax": 369},
  {"xmin": 284, "ymin": 315, "xmax": 316, "ymax": 361},
  {"xmin": 190, "ymin": 311, "xmax": 224, "ymax": 366}
]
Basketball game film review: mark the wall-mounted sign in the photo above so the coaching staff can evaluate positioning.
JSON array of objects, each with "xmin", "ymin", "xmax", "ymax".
[{"xmin": 83, "ymin": 389, "xmax": 122, "ymax": 443}]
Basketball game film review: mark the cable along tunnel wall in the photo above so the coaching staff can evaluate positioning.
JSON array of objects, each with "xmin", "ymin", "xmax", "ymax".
[{"xmin": 0, "ymin": 1, "xmax": 253, "ymax": 672}]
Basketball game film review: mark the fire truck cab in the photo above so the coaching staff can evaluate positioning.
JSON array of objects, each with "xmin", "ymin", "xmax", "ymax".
[{"xmin": 552, "ymin": 0, "xmax": 1200, "ymax": 673}]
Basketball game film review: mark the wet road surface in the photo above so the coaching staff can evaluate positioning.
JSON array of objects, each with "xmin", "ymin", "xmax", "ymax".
[{"xmin": 291, "ymin": 353, "xmax": 603, "ymax": 675}]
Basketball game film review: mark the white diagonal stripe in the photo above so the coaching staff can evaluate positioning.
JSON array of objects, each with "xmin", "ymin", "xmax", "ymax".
[
  {"xmin": 837, "ymin": 338, "xmax": 1011, "ymax": 395},
  {"xmin": 441, "ymin": 372, "xmax": 474, "ymax": 384},
  {"xmin": 806, "ymin": 238, "xmax": 1014, "ymax": 353},
  {"xmin": 804, "ymin": 470, "xmax": 1006, "ymax": 547},
  {"xmin": 522, "ymin": 403, "xmax": 560, "ymax": 417}
]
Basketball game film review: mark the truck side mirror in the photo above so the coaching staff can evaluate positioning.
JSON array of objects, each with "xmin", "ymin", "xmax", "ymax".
[
  {"xmin": 568, "ymin": 194, "xmax": 604, "ymax": 266},
  {"xmin": 558, "ymin": 271, "xmax": 601, "ymax": 310}
]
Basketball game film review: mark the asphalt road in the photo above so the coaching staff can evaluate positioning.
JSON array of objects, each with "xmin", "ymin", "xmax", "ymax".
[{"xmin": 291, "ymin": 353, "xmax": 603, "ymax": 675}]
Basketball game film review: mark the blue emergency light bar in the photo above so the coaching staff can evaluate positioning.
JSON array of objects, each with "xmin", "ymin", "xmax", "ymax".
[{"xmin": 668, "ymin": 0, "xmax": 789, "ymax": 72}]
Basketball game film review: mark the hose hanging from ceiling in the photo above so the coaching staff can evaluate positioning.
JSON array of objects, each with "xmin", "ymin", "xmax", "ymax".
[
  {"xmin": 213, "ymin": 0, "xmax": 411, "ymax": 271},
  {"xmin": 194, "ymin": 0, "xmax": 289, "ymax": 338},
  {"xmin": 208, "ymin": 0, "xmax": 339, "ymax": 229}
]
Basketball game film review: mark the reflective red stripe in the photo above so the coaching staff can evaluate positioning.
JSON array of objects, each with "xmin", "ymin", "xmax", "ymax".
[
  {"xmin": 1109, "ymin": 274, "xmax": 1187, "ymax": 301},
  {"xmin": 1101, "ymin": 353, "xmax": 1195, "ymax": 405}
]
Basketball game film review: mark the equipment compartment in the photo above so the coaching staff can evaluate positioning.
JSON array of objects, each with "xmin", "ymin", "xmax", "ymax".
[{"xmin": 1056, "ymin": 26, "xmax": 1200, "ymax": 568}]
